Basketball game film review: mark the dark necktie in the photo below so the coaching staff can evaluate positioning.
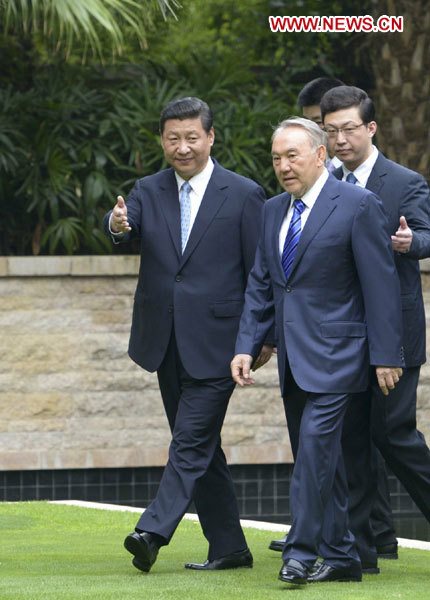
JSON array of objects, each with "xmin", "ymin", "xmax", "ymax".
[
  {"xmin": 179, "ymin": 181, "xmax": 192, "ymax": 253},
  {"xmin": 282, "ymin": 199, "xmax": 306, "ymax": 280},
  {"xmin": 346, "ymin": 172, "xmax": 358, "ymax": 185}
]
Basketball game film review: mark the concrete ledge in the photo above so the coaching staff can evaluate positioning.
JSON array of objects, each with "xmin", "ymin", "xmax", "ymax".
[
  {"xmin": 0, "ymin": 444, "xmax": 294, "ymax": 471},
  {"xmin": 0, "ymin": 256, "xmax": 140, "ymax": 277},
  {"xmin": 1, "ymin": 255, "xmax": 430, "ymax": 277}
]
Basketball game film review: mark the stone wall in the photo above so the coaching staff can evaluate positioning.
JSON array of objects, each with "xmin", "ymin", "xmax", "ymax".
[{"xmin": 1, "ymin": 256, "xmax": 429, "ymax": 471}]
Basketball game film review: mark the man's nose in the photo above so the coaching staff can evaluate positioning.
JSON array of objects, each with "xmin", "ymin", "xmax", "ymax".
[
  {"xmin": 177, "ymin": 140, "xmax": 190, "ymax": 154},
  {"xmin": 336, "ymin": 130, "xmax": 347, "ymax": 143}
]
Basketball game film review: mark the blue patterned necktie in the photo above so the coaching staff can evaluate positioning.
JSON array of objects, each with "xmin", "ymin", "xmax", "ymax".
[
  {"xmin": 179, "ymin": 181, "xmax": 192, "ymax": 253},
  {"xmin": 282, "ymin": 199, "xmax": 306, "ymax": 280},
  {"xmin": 346, "ymin": 172, "xmax": 358, "ymax": 184}
]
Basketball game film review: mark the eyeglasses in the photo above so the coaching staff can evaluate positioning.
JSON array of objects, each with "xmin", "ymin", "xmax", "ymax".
[{"xmin": 324, "ymin": 123, "xmax": 366, "ymax": 138}]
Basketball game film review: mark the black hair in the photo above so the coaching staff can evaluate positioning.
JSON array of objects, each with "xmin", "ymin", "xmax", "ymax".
[
  {"xmin": 320, "ymin": 86, "xmax": 375, "ymax": 123},
  {"xmin": 159, "ymin": 97, "xmax": 213, "ymax": 134},
  {"xmin": 297, "ymin": 77, "xmax": 344, "ymax": 108}
]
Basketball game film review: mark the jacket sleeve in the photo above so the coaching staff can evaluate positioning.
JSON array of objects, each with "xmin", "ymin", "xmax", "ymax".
[
  {"xmin": 102, "ymin": 179, "xmax": 144, "ymax": 243},
  {"xmin": 240, "ymin": 183, "xmax": 266, "ymax": 276},
  {"xmin": 236, "ymin": 202, "xmax": 276, "ymax": 357},
  {"xmin": 398, "ymin": 172, "xmax": 430, "ymax": 260},
  {"xmin": 352, "ymin": 192, "xmax": 404, "ymax": 367}
]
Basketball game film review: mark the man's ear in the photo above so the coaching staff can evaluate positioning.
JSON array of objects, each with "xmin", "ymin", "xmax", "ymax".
[
  {"xmin": 209, "ymin": 127, "xmax": 215, "ymax": 146},
  {"xmin": 368, "ymin": 121, "xmax": 377, "ymax": 138},
  {"xmin": 317, "ymin": 144, "xmax": 327, "ymax": 166}
]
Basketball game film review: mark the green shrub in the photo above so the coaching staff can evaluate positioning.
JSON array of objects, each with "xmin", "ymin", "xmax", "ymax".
[{"xmin": 0, "ymin": 61, "xmax": 296, "ymax": 255}]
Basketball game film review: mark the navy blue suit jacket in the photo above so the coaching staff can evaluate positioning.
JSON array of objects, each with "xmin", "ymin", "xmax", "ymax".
[
  {"xmin": 104, "ymin": 161, "xmax": 265, "ymax": 379},
  {"xmin": 235, "ymin": 175, "xmax": 404, "ymax": 395},
  {"xmin": 334, "ymin": 152, "xmax": 430, "ymax": 367}
]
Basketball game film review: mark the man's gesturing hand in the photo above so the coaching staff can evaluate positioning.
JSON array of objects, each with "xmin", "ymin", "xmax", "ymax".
[
  {"xmin": 111, "ymin": 195, "xmax": 131, "ymax": 233},
  {"xmin": 391, "ymin": 216, "xmax": 412, "ymax": 253},
  {"xmin": 376, "ymin": 366, "xmax": 403, "ymax": 396},
  {"xmin": 231, "ymin": 354, "xmax": 255, "ymax": 386}
]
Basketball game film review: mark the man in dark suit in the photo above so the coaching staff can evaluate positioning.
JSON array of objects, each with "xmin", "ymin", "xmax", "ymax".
[
  {"xmin": 104, "ymin": 96, "xmax": 271, "ymax": 573},
  {"xmin": 320, "ymin": 85, "xmax": 430, "ymax": 567},
  {"xmin": 269, "ymin": 82, "xmax": 401, "ymax": 568},
  {"xmin": 231, "ymin": 117, "xmax": 404, "ymax": 585}
]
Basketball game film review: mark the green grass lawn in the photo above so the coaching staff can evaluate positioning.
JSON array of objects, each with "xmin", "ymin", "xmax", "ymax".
[{"xmin": 0, "ymin": 501, "xmax": 428, "ymax": 600}]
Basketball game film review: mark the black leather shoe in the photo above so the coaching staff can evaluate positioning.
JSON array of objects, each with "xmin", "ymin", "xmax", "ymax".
[
  {"xmin": 376, "ymin": 542, "xmax": 398, "ymax": 559},
  {"xmin": 269, "ymin": 535, "xmax": 287, "ymax": 552},
  {"xmin": 278, "ymin": 559, "xmax": 309, "ymax": 585},
  {"xmin": 309, "ymin": 558, "xmax": 378, "ymax": 576},
  {"xmin": 185, "ymin": 548, "xmax": 253, "ymax": 570},
  {"xmin": 361, "ymin": 561, "xmax": 380, "ymax": 575},
  {"xmin": 124, "ymin": 532, "xmax": 159, "ymax": 572},
  {"xmin": 308, "ymin": 562, "xmax": 362, "ymax": 583}
]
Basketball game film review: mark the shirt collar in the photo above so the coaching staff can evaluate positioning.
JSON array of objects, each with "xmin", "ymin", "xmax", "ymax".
[
  {"xmin": 342, "ymin": 145, "xmax": 378, "ymax": 187},
  {"xmin": 175, "ymin": 158, "xmax": 214, "ymax": 195}
]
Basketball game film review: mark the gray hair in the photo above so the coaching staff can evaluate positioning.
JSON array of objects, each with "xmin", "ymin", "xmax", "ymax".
[{"xmin": 272, "ymin": 116, "xmax": 328, "ymax": 150}]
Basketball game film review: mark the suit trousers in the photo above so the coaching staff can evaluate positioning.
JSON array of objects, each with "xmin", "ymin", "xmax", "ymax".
[
  {"xmin": 370, "ymin": 450, "xmax": 397, "ymax": 546},
  {"xmin": 284, "ymin": 381, "xmax": 396, "ymax": 563},
  {"xmin": 342, "ymin": 389, "xmax": 380, "ymax": 564},
  {"xmin": 282, "ymin": 387, "xmax": 360, "ymax": 569},
  {"xmin": 135, "ymin": 332, "xmax": 247, "ymax": 560},
  {"xmin": 342, "ymin": 366, "xmax": 430, "ymax": 563},
  {"xmin": 370, "ymin": 366, "xmax": 430, "ymax": 521}
]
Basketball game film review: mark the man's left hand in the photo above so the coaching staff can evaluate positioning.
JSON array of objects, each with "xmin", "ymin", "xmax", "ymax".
[
  {"xmin": 391, "ymin": 216, "xmax": 412, "ymax": 253},
  {"xmin": 376, "ymin": 366, "xmax": 403, "ymax": 396}
]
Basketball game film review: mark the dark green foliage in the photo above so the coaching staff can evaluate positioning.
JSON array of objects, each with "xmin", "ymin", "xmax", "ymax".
[
  {"xmin": 0, "ymin": 61, "xmax": 299, "ymax": 255},
  {"xmin": 0, "ymin": 0, "xmax": 368, "ymax": 255}
]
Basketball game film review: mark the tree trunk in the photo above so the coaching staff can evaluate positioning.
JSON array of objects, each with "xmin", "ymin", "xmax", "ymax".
[{"xmin": 369, "ymin": 0, "xmax": 430, "ymax": 177}]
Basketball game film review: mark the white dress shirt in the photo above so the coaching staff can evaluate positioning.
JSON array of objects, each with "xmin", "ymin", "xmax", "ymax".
[
  {"xmin": 279, "ymin": 169, "xmax": 329, "ymax": 255},
  {"xmin": 327, "ymin": 155, "xmax": 343, "ymax": 172}
]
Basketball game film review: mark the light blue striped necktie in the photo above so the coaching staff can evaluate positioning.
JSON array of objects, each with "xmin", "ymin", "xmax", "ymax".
[
  {"xmin": 179, "ymin": 181, "xmax": 192, "ymax": 253},
  {"xmin": 282, "ymin": 199, "xmax": 306, "ymax": 280}
]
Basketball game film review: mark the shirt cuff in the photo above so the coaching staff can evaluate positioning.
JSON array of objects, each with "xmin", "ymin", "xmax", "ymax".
[{"xmin": 109, "ymin": 213, "xmax": 125, "ymax": 238}]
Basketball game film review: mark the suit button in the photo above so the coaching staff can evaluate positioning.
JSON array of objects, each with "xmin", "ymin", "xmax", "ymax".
[
  {"xmin": 168, "ymin": 306, "xmax": 173, "ymax": 313},
  {"xmin": 286, "ymin": 286, "xmax": 292, "ymax": 293},
  {"xmin": 175, "ymin": 275, "xmax": 182, "ymax": 282}
]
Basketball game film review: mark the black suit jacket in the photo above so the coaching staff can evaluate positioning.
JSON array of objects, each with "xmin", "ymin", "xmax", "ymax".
[
  {"xmin": 104, "ymin": 160, "xmax": 265, "ymax": 379},
  {"xmin": 334, "ymin": 152, "xmax": 430, "ymax": 366}
]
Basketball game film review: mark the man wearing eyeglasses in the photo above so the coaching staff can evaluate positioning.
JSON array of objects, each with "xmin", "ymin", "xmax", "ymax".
[{"xmin": 320, "ymin": 85, "xmax": 430, "ymax": 572}]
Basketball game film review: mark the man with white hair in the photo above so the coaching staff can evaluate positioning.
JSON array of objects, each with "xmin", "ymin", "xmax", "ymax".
[{"xmin": 231, "ymin": 117, "xmax": 404, "ymax": 585}]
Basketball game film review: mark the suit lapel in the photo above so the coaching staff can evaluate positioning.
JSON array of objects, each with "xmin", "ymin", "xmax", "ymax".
[
  {"xmin": 273, "ymin": 193, "xmax": 292, "ymax": 280},
  {"xmin": 158, "ymin": 169, "xmax": 181, "ymax": 259},
  {"xmin": 366, "ymin": 153, "xmax": 387, "ymax": 196},
  {"xmin": 179, "ymin": 164, "xmax": 228, "ymax": 266},
  {"xmin": 286, "ymin": 178, "xmax": 339, "ymax": 280}
]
